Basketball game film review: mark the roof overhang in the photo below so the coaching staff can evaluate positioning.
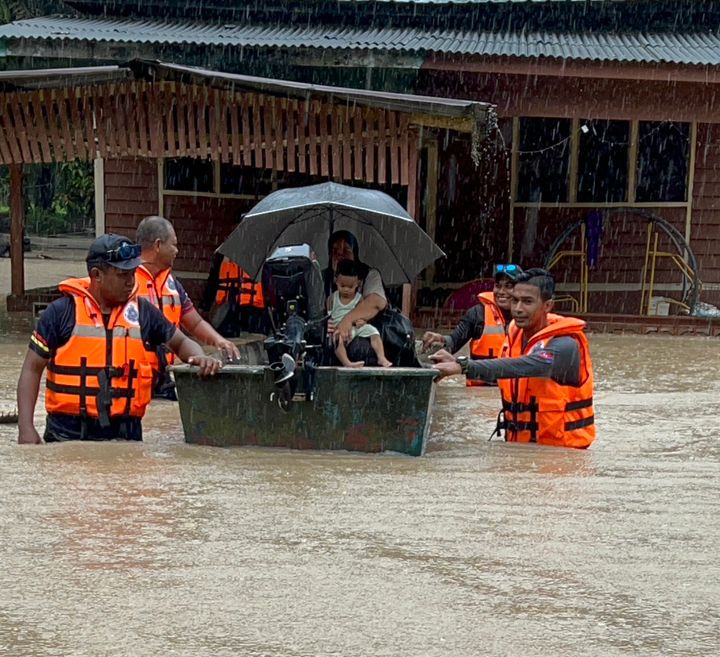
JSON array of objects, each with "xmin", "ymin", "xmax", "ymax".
[
  {"xmin": 0, "ymin": 65, "xmax": 131, "ymax": 90},
  {"xmin": 0, "ymin": 60, "xmax": 496, "ymax": 170},
  {"xmin": 0, "ymin": 59, "xmax": 496, "ymax": 139},
  {"xmin": 423, "ymin": 54, "xmax": 720, "ymax": 85},
  {"xmin": 130, "ymin": 60, "xmax": 496, "ymax": 136}
]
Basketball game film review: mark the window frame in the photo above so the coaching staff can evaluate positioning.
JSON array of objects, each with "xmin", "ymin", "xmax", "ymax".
[
  {"xmin": 159, "ymin": 157, "xmax": 280, "ymax": 201},
  {"xmin": 516, "ymin": 116, "xmax": 573, "ymax": 204},
  {"xmin": 512, "ymin": 117, "xmax": 695, "ymax": 209}
]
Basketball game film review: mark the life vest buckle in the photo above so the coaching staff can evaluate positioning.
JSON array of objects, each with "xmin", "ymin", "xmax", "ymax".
[{"xmin": 490, "ymin": 410, "xmax": 505, "ymax": 441}]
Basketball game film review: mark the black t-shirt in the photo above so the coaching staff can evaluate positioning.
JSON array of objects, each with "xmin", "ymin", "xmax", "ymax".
[{"xmin": 30, "ymin": 296, "xmax": 176, "ymax": 442}]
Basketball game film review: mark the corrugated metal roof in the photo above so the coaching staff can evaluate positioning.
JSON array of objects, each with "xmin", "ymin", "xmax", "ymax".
[
  {"xmin": 1, "ymin": 16, "xmax": 719, "ymax": 66},
  {"xmin": 339, "ymin": 0, "xmax": 621, "ymax": 3}
]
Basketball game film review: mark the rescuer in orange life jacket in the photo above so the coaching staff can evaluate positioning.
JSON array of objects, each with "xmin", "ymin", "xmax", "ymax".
[
  {"xmin": 421, "ymin": 264, "xmax": 522, "ymax": 386},
  {"xmin": 431, "ymin": 268, "xmax": 595, "ymax": 449},
  {"xmin": 135, "ymin": 216, "xmax": 240, "ymax": 399},
  {"xmin": 16, "ymin": 234, "xmax": 223, "ymax": 444},
  {"xmin": 199, "ymin": 253, "xmax": 268, "ymax": 337}
]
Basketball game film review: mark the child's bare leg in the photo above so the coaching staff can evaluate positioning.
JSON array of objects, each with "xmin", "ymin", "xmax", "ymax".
[
  {"xmin": 370, "ymin": 334, "xmax": 392, "ymax": 367},
  {"xmin": 335, "ymin": 339, "xmax": 364, "ymax": 368}
]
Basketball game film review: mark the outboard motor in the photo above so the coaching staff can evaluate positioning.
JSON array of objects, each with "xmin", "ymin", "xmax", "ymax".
[{"xmin": 261, "ymin": 244, "xmax": 327, "ymax": 410}]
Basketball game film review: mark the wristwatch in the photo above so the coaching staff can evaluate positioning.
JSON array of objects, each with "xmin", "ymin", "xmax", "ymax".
[{"xmin": 455, "ymin": 355, "xmax": 469, "ymax": 375}]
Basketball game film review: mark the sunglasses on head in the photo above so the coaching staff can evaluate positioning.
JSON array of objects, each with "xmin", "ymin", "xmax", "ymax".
[
  {"xmin": 495, "ymin": 264, "xmax": 519, "ymax": 274},
  {"xmin": 106, "ymin": 243, "xmax": 141, "ymax": 262}
]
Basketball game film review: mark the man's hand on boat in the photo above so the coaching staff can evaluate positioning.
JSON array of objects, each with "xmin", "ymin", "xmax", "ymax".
[
  {"xmin": 213, "ymin": 337, "xmax": 241, "ymax": 362},
  {"xmin": 430, "ymin": 349, "xmax": 462, "ymax": 381},
  {"xmin": 421, "ymin": 331, "xmax": 446, "ymax": 352},
  {"xmin": 187, "ymin": 355, "xmax": 223, "ymax": 376},
  {"xmin": 168, "ymin": 329, "xmax": 224, "ymax": 375}
]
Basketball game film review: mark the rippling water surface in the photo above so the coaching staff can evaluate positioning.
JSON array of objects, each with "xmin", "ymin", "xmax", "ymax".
[{"xmin": 1, "ymin": 334, "xmax": 718, "ymax": 657}]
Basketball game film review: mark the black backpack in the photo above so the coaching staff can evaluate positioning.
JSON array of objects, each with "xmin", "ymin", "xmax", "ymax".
[{"xmin": 370, "ymin": 307, "xmax": 421, "ymax": 368}]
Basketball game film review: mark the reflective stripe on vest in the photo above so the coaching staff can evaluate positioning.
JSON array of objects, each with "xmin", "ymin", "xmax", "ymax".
[
  {"xmin": 467, "ymin": 292, "xmax": 508, "ymax": 388},
  {"xmin": 496, "ymin": 314, "xmax": 596, "ymax": 449},
  {"xmin": 469, "ymin": 292, "xmax": 507, "ymax": 360},
  {"xmin": 135, "ymin": 265, "xmax": 182, "ymax": 369},
  {"xmin": 46, "ymin": 278, "xmax": 154, "ymax": 421},
  {"xmin": 135, "ymin": 265, "xmax": 183, "ymax": 327}
]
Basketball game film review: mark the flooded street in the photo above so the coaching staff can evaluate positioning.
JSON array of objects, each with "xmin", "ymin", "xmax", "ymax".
[{"xmin": 1, "ymin": 333, "xmax": 718, "ymax": 657}]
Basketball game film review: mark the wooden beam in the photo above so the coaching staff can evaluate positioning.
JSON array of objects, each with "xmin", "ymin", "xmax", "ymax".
[
  {"xmin": 423, "ymin": 55, "xmax": 720, "ymax": 85},
  {"xmin": 409, "ymin": 114, "xmax": 474, "ymax": 133},
  {"xmin": 685, "ymin": 120, "xmax": 698, "ymax": 248},
  {"xmin": 424, "ymin": 137, "xmax": 439, "ymax": 285},
  {"xmin": 402, "ymin": 131, "xmax": 420, "ymax": 317},
  {"xmin": 508, "ymin": 117, "xmax": 520, "ymax": 261},
  {"xmin": 568, "ymin": 117, "xmax": 579, "ymax": 204},
  {"xmin": 627, "ymin": 120, "xmax": 639, "ymax": 204},
  {"xmin": 94, "ymin": 157, "xmax": 105, "ymax": 236},
  {"xmin": 9, "ymin": 164, "xmax": 25, "ymax": 297}
]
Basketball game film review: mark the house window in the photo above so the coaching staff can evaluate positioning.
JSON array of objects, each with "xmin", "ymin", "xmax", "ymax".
[
  {"xmin": 577, "ymin": 119, "xmax": 629, "ymax": 203},
  {"xmin": 164, "ymin": 157, "xmax": 215, "ymax": 193},
  {"xmin": 517, "ymin": 118, "xmax": 571, "ymax": 203},
  {"xmin": 219, "ymin": 164, "xmax": 274, "ymax": 197},
  {"xmin": 635, "ymin": 121, "xmax": 690, "ymax": 203},
  {"xmin": 515, "ymin": 118, "xmax": 691, "ymax": 206}
]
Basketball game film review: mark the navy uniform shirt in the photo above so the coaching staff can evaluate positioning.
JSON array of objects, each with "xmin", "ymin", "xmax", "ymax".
[
  {"xmin": 466, "ymin": 336, "xmax": 582, "ymax": 386},
  {"xmin": 30, "ymin": 296, "xmax": 176, "ymax": 442}
]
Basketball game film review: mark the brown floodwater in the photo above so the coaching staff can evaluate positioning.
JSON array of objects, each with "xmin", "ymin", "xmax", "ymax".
[{"xmin": 0, "ymin": 333, "xmax": 718, "ymax": 657}]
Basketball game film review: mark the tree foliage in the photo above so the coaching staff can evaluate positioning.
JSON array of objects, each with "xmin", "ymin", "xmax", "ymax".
[
  {"xmin": 0, "ymin": 162, "xmax": 95, "ymax": 235},
  {"xmin": 0, "ymin": 1, "xmax": 72, "ymax": 23}
]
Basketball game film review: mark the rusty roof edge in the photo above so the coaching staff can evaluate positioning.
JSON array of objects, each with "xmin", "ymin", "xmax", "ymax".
[
  {"xmin": 0, "ymin": 64, "xmax": 131, "ymax": 89},
  {"xmin": 131, "ymin": 59, "xmax": 496, "ymax": 136},
  {"xmin": 0, "ymin": 64, "xmax": 123, "ymax": 79}
]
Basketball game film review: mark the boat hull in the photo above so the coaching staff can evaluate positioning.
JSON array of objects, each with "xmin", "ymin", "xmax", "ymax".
[{"xmin": 172, "ymin": 365, "xmax": 436, "ymax": 456}]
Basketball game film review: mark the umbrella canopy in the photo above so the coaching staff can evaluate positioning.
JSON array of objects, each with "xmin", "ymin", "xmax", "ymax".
[{"xmin": 217, "ymin": 182, "xmax": 444, "ymax": 285}]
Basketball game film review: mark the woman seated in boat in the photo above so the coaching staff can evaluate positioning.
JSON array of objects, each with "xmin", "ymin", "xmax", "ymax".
[
  {"xmin": 328, "ymin": 259, "xmax": 392, "ymax": 368},
  {"xmin": 322, "ymin": 230, "xmax": 388, "ymax": 365}
]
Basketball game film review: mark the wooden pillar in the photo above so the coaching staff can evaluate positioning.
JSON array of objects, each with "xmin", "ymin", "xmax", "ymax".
[
  {"xmin": 684, "ymin": 121, "xmax": 698, "ymax": 247},
  {"xmin": 423, "ymin": 137, "xmax": 439, "ymax": 286},
  {"xmin": 94, "ymin": 158, "xmax": 105, "ymax": 236},
  {"xmin": 508, "ymin": 117, "xmax": 520, "ymax": 261},
  {"xmin": 402, "ymin": 137, "xmax": 420, "ymax": 317},
  {"xmin": 9, "ymin": 164, "xmax": 25, "ymax": 297}
]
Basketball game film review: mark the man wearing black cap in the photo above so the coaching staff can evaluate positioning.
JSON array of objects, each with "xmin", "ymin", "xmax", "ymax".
[
  {"xmin": 421, "ymin": 264, "xmax": 522, "ymax": 383},
  {"xmin": 17, "ymin": 234, "xmax": 222, "ymax": 444}
]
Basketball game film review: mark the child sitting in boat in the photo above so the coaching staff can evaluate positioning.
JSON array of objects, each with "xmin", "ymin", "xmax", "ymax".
[{"xmin": 328, "ymin": 260, "xmax": 392, "ymax": 368}]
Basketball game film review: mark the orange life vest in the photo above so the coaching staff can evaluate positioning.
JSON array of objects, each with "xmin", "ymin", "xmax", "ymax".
[
  {"xmin": 135, "ymin": 265, "xmax": 183, "ymax": 327},
  {"xmin": 496, "ymin": 314, "xmax": 596, "ymax": 449},
  {"xmin": 135, "ymin": 265, "xmax": 182, "ymax": 368},
  {"xmin": 215, "ymin": 259, "xmax": 265, "ymax": 309},
  {"xmin": 467, "ymin": 291, "xmax": 508, "ymax": 387},
  {"xmin": 45, "ymin": 278, "xmax": 154, "ymax": 422}
]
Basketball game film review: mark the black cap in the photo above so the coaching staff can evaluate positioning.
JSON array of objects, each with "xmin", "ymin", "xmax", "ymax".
[
  {"xmin": 494, "ymin": 264, "xmax": 523, "ymax": 282},
  {"xmin": 86, "ymin": 234, "xmax": 143, "ymax": 270}
]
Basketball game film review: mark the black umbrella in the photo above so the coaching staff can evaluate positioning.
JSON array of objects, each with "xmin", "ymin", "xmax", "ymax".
[{"xmin": 217, "ymin": 182, "xmax": 444, "ymax": 284}]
